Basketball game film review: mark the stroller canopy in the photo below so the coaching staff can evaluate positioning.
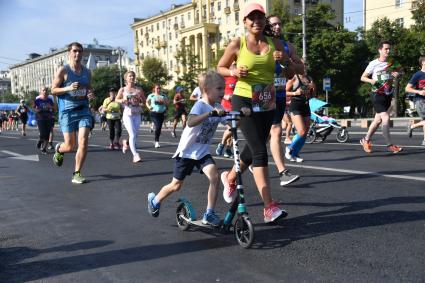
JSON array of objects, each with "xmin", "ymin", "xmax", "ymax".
[{"xmin": 309, "ymin": 98, "xmax": 330, "ymax": 113}]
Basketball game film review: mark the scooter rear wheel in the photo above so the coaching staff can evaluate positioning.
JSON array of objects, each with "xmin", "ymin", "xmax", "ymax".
[
  {"xmin": 234, "ymin": 215, "xmax": 254, "ymax": 248},
  {"xmin": 176, "ymin": 203, "xmax": 190, "ymax": 231}
]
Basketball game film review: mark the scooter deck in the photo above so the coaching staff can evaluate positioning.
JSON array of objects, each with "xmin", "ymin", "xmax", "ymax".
[{"xmin": 190, "ymin": 219, "xmax": 215, "ymax": 227}]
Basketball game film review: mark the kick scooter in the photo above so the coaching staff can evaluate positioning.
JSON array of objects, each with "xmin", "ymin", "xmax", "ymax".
[{"xmin": 175, "ymin": 111, "xmax": 255, "ymax": 248}]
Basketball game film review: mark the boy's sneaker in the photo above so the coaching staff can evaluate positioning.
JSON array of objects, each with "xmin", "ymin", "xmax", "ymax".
[
  {"xmin": 171, "ymin": 131, "xmax": 176, "ymax": 138},
  {"xmin": 215, "ymin": 143, "xmax": 224, "ymax": 156},
  {"xmin": 360, "ymin": 138, "xmax": 372, "ymax": 153},
  {"xmin": 387, "ymin": 144, "xmax": 402, "ymax": 153},
  {"xmin": 48, "ymin": 142, "xmax": 54, "ymax": 150},
  {"xmin": 407, "ymin": 124, "xmax": 413, "ymax": 138},
  {"xmin": 154, "ymin": 141, "xmax": 160, "ymax": 148},
  {"xmin": 71, "ymin": 171, "xmax": 86, "ymax": 184},
  {"xmin": 223, "ymin": 148, "xmax": 233, "ymax": 158},
  {"xmin": 285, "ymin": 146, "xmax": 293, "ymax": 160},
  {"xmin": 280, "ymin": 170, "xmax": 299, "ymax": 186},
  {"xmin": 147, "ymin": 192, "xmax": 160, "ymax": 217},
  {"xmin": 53, "ymin": 143, "xmax": 64, "ymax": 167},
  {"xmin": 202, "ymin": 211, "xmax": 221, "ymax": 227},
  {"xmin": 221, "ymin": 171, "xmax": 236, "ymax": 203},
  {"xmin": 264, "ymin": 202, "xmax": 288, "ymax": 223}
]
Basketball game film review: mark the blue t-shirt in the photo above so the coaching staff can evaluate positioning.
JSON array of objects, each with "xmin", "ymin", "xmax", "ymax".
[
  {"xmin": 34, "ymin": 96, "xmax": 54, "ymax": 120},
  {"xmin": 147, "ymin": 93, "xmax": 168, "ymax": 113},
  {"xmin": 58, "ymin": 64, "xmax": 90, "ymax": 112},
  {"xmin": 408, "ymin": 70, "xmax": 425, "ymax": 100}
]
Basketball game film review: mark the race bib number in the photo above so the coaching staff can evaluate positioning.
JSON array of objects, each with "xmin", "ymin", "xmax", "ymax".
[
  {"xmin": 251, "ymin": 84, "xmax": 276, "ymax": 112},
  {"xmin": 71, "ymin": 87, "xmax": 87, "ymax": 99},
  {"xmin": 274, "ymin": 77, "xmax": 286, "ymax": 93},
  {"xmin": 373, "ymin": 71, "xmax": 394, "ymax": 95}
]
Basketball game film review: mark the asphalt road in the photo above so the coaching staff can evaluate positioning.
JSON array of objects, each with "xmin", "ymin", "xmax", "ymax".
[{"xmin": 1, "ymin": 124, "xmax": 424, "ymax": 282}]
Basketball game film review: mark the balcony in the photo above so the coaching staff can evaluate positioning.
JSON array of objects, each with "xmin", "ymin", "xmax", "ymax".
[
  {"xmin": 173, "ymin": 23, "xmax": 179, "ymax": 30},
  {"xmin": 180, "ymin": 21, "xmax": 185, "ymax": 28},
  {"xmin": 144, "ymin": 32, "xmax": 149, "ymax": 38},
  {"xmin": 224, "ymin": 7, "xmax": 231, "ymax": 14}
]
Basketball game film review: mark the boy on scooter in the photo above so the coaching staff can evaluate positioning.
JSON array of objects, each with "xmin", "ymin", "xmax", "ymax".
[{"xmin": 147, "ymin": 71, "xmax": 250, "ymax": 226}]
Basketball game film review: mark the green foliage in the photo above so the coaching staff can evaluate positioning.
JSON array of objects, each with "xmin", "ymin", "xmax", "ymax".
[
  {"xmin": 141, "ymin": 56, "xmax": 172, "ymax": 86},
  {"xmin": 1, "ymin": 89, "xmax": 20, "ymax": 103},
  {"xmin": 91, "ymin": 65, "xmax": 123, "ymax": 108},
  {"xmin": 175, "ymin": 45, "xmax": 205, "ymax": 94},
  {"xmin": 411, "ymin": 0, "xmax": 425, "ymax": 31}
]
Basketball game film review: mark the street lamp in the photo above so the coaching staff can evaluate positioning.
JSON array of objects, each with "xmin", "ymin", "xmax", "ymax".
[{"xmin": 112, "ymin": 47, "xmax": 125, "ymax": 88}]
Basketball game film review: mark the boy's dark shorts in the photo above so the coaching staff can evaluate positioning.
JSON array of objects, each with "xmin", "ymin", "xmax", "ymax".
[{"xmin": 173, "ymin": 154, "xmax": 215, "ymax": 181}]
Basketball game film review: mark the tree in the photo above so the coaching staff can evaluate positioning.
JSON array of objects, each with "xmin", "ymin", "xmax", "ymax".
[
  {"xmin": 91, "ymin": 65, "xmax": 123, "ymax": 108},
  {"xmin": 175, "ymin": 45, "xmax": 205, "ymax": 93},
  {"xmin": 141, "ymin": 56, "xmax": 172, "ymax": 86}
]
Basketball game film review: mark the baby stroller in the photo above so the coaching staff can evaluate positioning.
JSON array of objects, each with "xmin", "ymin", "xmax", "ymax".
[{"xmin": 305, "ymin": 98, "xmax": 349, "ymax": 143}]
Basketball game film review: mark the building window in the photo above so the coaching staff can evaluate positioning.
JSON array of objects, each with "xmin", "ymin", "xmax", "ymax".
[
  {"xmin": 168, "ymin": 19, "xmax": 171, "ymax": 29},
  {"xmin": 395, "ymin": 0, "xmax": 405, "ymax": 8},
  {"xmin": 162, "ymin": 21, "xmax": 166, "ymax": 28},
  {"xmin": 157, "ymin": 23, "xmax": 159, "ymax": 30},
  {"xmin": 175, "ymin": 32, "xmax": 178, "ymax": 39},
  {"xmin": 188, "ymin": 11, "xmax": 191, "ymax": 20},
  {"xmin": 395, "ymin": 17, "xmax": 404, "ymax": 27},
  {"xmin": 235, "ymin": 11, "xmax": 239, "ymax": 25},
  {"xmin": 140, "ymin": 29, "xmax": 143, "ymax": 36},
  {"xmin": 217, "ymin": 1, "xmax": 221, "ymax": 11},
  {"xmin": 170, "ymin": 60, "xmax": 173, "ymax": 70},
  {"xmin": 169, "ymin": 33, "xmax": 172, "ymax": 40}
]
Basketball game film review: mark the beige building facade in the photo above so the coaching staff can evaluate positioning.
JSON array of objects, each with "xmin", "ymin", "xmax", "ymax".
[
  {"xmin": 131, "ymin": 0, "xmax": 343, "ymax": 87},
  {"xmin": 364, "ymin": 0, "xmax": 420, "ymax": 30},
  {"xmin": 9, "ymin": 44, "xmax": 122, "ymax": 96}
]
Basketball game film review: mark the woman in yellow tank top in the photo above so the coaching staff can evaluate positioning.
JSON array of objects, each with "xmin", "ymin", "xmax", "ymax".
[{"xmin": 217, "ymin": 3, "xmax": 299, "ymax": 224}]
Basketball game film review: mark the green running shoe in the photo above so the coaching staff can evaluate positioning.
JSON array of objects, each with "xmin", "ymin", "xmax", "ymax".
[
  {"xmin": 53, "ymin": 143, "xmax": 64, "ymax": 167},
  {"xmin": 71, "ymin": 171, "xmax": 86, "ymax": 184}
]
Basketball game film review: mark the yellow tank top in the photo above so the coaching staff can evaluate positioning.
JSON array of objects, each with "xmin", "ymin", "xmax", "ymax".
[{"xmin": 234, "ymin": 36, "xmax": 276, "ymax": 98}]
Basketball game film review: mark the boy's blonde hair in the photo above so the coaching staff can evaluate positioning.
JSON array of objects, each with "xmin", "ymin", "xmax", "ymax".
[{"xmin": 199, "ymin": 71, "xmax": 224, "ymax": 91}]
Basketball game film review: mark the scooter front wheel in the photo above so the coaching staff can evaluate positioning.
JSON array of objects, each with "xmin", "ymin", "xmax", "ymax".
[
  {"xmin": 234, "ymin": 215, "xmax": 254, "ymax": 248},
  {"xmin": 176, "ymin": 203, "xmax": 190, "ymax": 231}
]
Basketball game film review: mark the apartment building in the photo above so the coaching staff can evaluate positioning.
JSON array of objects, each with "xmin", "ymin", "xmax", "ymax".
[
  {"xmin": 9, "ymin": 44, "xmax": 122, "ymax": 95},
  {"xmin": 364, "ymin": 0, "xmax": 420, "ymax": 30},
  {"xmin": 131, "ymin": 0, "xmax": 343, "ymax": 86}
]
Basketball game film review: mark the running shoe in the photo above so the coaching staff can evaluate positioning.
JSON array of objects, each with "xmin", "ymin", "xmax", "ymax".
[
  {"xmin": 71, "ymin": 171, "xmax": 86, "ymax": 184},
  {"xmin": 264, "ymin": 202, "xmax": 288, "ymax": 223},
  {"xmin": 122, "ymin": 139, "xmax": 128, "ymax": 154},
  {"xmin": 53, "ymin": 143, "xmax": 64, "ymax": 167},
  {"xmin": 202, "ymin": 211, "xmax": 221, "ymax": 227},
  {"xmin": 133, "ymin": 153, "xmax": 142, "ymax": 163},
  {"xmin": 150, "ymin": 126, "xmax": 154, "ymax": 133},
  {"xmin": 48, "ymin": 142, "xmax": 54, "ymax": 150},
  {"xmin": 221, "ymin": 171, "xmax": 236, "ymax": 203},
  {"xmin": 280, "ymin": 170, "xmax": 300, "ymax": 186},
  {"xmin": 155, "ymin": 141, "xmax": 160, "ymax": 148},
  {"xmin": 285, "ymin": 146, "xmax": 293, "ymax": 160},
  {"xmin": 109, "ymin": 143, "xmax": 115, "ymax": 150},
  {"xmin": 387, "ymin": 144, "xmax": 402, "ymax": 153},
  {"xmin": 215, "ymin": 143, "xmax": 224, "ymax": 156},
  {"xmin": 360, "ymin": 138, "xmax": 372, "ymax": 153},
  {"xmin": 407, "ymin": 124, "xmax": 413, "ymax": 138},
  {"xmin": 36, "ymin": 140, "xmax": 42, "ymax": 149},
  {"xmin": 147, "ymin": 192, "xmax": 160, "ymax": 217},
  {"xmin": 114, "ymin": 142, "xmax": 120, "ymax": 150},
  {"xmin": 223, "ymin": 148, "xmax": 233, "ymax": 158},
  {"xmin": 290, "ymin": 155, "xmax": 304, "ymax": 163},
  {"xmin": 171, "ymin": 131, "xmax": 176, "ymax": 138},
  {"xmin": 284, "ymin": 138, "xmax": 292, "ymax": 145},
  {"xmin": 40, "ymin": 149, "xmax": 47, "ymax": 155}
]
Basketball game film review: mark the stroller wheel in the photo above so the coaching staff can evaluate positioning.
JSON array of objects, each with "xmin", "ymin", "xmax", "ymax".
[
  {"xmin": 336, "ymin": 127, "xmax": 349, "ymax": 143},
  {"xmin": 305, "ymin": 127, "xmax": 316, "ymax": 144}
]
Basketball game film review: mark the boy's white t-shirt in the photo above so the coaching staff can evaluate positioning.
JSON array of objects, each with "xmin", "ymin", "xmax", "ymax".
[{"xmin": 173, "ymin": 100, "xmax": 227, "ymax": 160}]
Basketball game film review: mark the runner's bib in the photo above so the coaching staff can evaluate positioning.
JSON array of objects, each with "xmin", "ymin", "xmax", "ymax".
[{"xmin": 251, "ymin": 84, "xmax": 276, "ymax": 112}]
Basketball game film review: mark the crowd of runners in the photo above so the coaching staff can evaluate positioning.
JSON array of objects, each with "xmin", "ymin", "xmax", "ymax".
[{"xmin": 3, "ymin": 3, "xmax": 424, "ymax": 225}]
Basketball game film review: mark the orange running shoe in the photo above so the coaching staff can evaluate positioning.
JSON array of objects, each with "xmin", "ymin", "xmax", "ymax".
[
  {"xmin": 360, "ymin": 138, "xmax": 372, "ymax": 153},
  {"xmin": 387, "ymin": 144, "xmax": 402, "ymax": 153}
]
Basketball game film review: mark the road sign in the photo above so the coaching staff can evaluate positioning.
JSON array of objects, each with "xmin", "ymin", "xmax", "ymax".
[{"xmin": 323, "ymin": 77, "xmax": 331, "ymax": 91}]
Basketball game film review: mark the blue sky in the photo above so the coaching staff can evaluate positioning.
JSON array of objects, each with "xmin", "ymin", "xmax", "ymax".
[{"xmin": 0, "ymin": 0, "xmax": 362, "ymax": 71}]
